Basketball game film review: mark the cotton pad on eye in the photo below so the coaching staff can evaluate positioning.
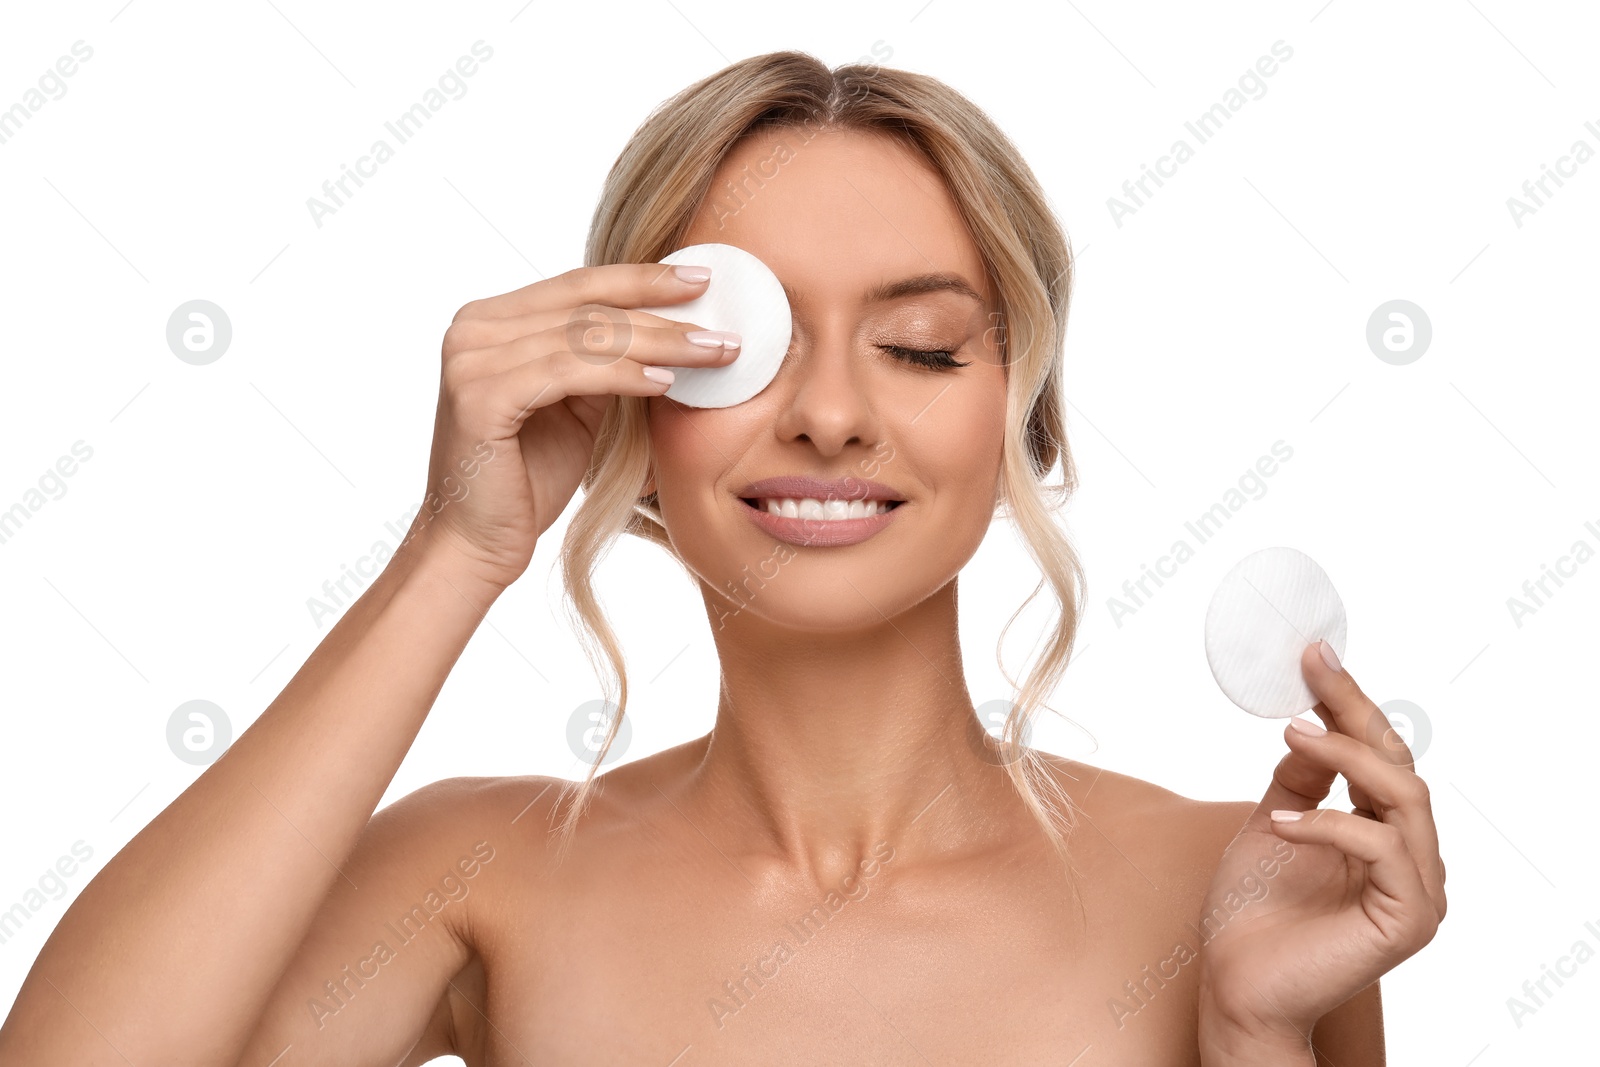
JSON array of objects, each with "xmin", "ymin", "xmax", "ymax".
[
  {"xmin": 631, "ymin": 242, "xmax": 792, "ymax": 408},
  {"xmin": 1204, "ymin": 546, "xmax": 1348, "ymax": 718}
]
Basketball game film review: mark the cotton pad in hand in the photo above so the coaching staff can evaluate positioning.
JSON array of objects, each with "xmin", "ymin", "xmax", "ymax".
[
  {"xmin": 1204, "ymin": 546, "xmax": 1348, "ymax": 718},
  {"xmin": 632, "ymin": 242, "xmax": 792, "ymax": 408}
]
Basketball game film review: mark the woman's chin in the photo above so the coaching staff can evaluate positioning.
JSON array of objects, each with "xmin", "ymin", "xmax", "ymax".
[{"xmin": 699, "ymin": 560, "xmax": 950, "ymax": 637}]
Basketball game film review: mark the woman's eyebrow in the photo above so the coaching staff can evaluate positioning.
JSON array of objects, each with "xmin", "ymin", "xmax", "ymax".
[{"xmin": 782, "ymin": 272, "xmax": 984, "ymax": 310}]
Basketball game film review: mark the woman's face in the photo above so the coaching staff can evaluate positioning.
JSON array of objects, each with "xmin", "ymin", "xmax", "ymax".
[{"xmin": 647, "ymin": 126, "xmax": 1009, "ymax": 632}]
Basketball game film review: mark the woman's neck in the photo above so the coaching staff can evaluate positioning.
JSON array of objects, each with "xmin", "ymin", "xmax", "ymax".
[{"xmin": 683, "ymin": 577, "xmax": 1023, "ymax": 889}]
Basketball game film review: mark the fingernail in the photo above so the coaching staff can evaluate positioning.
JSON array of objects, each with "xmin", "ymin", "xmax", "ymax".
[
  {"xmin": 686, "ymin": 330, "xmax": 741, "ymax": 349},
  {"xmin": 1270, "ymin": 809, "xmax": 1304, "ymax": 822},
  {"xmin": 673, "ymin": 265, "xmax": 711, "ymax": 283},
  {"xmin": 1287, "ymin": 716, "xmax": 1326, "ymax": 737},
  {"xmin": 643, "ymin": 367, "xmax": 674, "ymax": 384},
  {"xmin": 1317, "ymin": 639, "xmax": 1342, "ymax": 673}
]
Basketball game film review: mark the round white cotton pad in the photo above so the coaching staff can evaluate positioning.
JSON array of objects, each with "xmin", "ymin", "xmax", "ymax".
[
  {"xmin": 632, "ymin": 243, "xmax": 792, "ymax": 409},
  {"xmin": 1204, "ymin": 546, "xmax": 1348, "ymax": 718}
]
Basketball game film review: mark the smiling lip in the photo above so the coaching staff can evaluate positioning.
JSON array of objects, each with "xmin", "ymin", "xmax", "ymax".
[
  {"xmin": 735, "ymin": 475, "xmax": 905, "ymax": 502},
  {"xmin": 735, "ymin": 475, "xmax": 906, "ymax": 548}
]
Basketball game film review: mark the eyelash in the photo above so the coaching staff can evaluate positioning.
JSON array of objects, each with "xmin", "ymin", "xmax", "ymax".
[{"xmin": 881, "ymin": 345, "xmax": 971, "ymax": 370}]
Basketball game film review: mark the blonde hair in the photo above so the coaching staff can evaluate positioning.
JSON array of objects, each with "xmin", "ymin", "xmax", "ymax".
[{"xmin": 554, "ymin": 50, "xmax": 1088, "ymax": 890}]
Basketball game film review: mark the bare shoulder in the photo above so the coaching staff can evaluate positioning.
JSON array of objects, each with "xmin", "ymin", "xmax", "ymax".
[
  {"xmin": 383, "ymin": 773, "xmax": 582, "ymax": 884},
  {"xmin": 376, "ymin": 773, "xmax": 580, "ymax": 1065},
  {"xmin": 370, "ymin": 773, "xmax": 567, "ymax": 861},
  {"xmin": 1033, "ymin": 753, "xmax": 1258, "ymax": 887},
  {"xmin": 391, "ymin": 749, "xmax": 708, "ymax": 894},
  {"xmin": 233, "ymin": 772, "xmax": 574, "ymax": 1066},
  {"xmin": 1036, "ymin": 753, "xmax": 1257, "ymax": 835}
]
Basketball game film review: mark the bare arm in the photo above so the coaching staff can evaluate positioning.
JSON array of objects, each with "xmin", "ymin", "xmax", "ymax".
[
  {"xmin": 1311, "ymin": 980, "xmax": 1384, "ymax": 1066},
  {"xmin": 234, "ymin": 775, "xmax": 548, "ymax": 1067},
  {"xmin": 0, "ymin": 541, "xmax": 506, "ymax": 1065},
  {"xmin": 0, "ymin": 262, "xmax": 736, "ymax": 1065}
]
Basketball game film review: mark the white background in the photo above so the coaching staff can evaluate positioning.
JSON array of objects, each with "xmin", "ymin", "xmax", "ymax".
[{"xmin": 2, "ymin": 0, "xmax": 1596, "ymax": 1062}]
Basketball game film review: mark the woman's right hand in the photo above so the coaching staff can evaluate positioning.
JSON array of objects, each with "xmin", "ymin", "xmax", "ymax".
[{"xmin": 407, "ymin": 262, "xmax": 742, "ymax": 590}]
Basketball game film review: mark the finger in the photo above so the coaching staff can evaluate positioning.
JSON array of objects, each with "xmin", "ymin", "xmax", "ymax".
[
  {"xmin": 454, "ymin": 262, "xmax": 713, "ymax": 322},
  {"xmin": 1301, "ymin": 643, "xmax": 1415, "ymax": 770},
  {"xmin": 1268, "ymin": 807, "xmax": 1441, "ymax": 952},
  {"xmin": 1240, "ymin": 721, "xmax": 1342, "ymax": 837},
  {"xmin": 1245, "ymin": 646, "xmax": 1397, "ymax": 836},
  {"xmin": 444, "ymin": 301, "xmax": 733, "ymax": 357},
  {"xmin": 1310, "ymin": 698, "xmax": 1377, "ymax": 816},
  {"xmin": 453, "ymin": 349, "xmax": 675, "ymax": 439},
  {"xmin": 448, "ymin": 319, "xmax": 741, "ymax": 383},
  {"xmin": 1308, "ymin": 699, "xmax": 1383, "ymax": 817},
  {"xmin": 1302, "ymin": 638, "xmax": 1413, "ymax": 821},
  {"xmin": 1282, "ymin": 718, "xmax": 1446, "ymax": 917}
]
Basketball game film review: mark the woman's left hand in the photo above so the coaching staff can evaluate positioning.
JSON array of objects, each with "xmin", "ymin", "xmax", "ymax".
[{"xmin": 1196, "ymin": 640, "xmax": 1447, "ymax": 1053}]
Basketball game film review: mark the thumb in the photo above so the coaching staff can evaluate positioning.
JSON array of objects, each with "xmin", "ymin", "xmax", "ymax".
[{"xmin": 1245, "ymin": 715, "xmax": 1341, "ymax": 834}]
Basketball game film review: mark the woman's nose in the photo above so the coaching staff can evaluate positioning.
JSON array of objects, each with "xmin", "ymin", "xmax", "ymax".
[{"xmin": 768, "ymin": 338, "xmax": 877, "ymax": 455}]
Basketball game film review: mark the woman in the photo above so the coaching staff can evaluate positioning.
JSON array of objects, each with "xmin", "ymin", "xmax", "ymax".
[{"xmin": 0, "ymin": 51, "xmax": 1444, "ymax": 1064}]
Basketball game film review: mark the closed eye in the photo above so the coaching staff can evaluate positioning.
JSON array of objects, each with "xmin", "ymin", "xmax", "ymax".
[{"xmin": 880, "ymin": 345, "xmax": 971, "ymax": 370}]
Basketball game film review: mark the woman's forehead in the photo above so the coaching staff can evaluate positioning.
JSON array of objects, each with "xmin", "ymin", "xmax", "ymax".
[{"xmin": 685, "ymin": 128, "xmax": 995, "ymax": 310}]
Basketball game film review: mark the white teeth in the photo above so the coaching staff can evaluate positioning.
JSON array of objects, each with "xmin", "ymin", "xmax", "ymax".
[{"xmin": 759, "ymin": 497, "xmax": 892, "ymax": 519}]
